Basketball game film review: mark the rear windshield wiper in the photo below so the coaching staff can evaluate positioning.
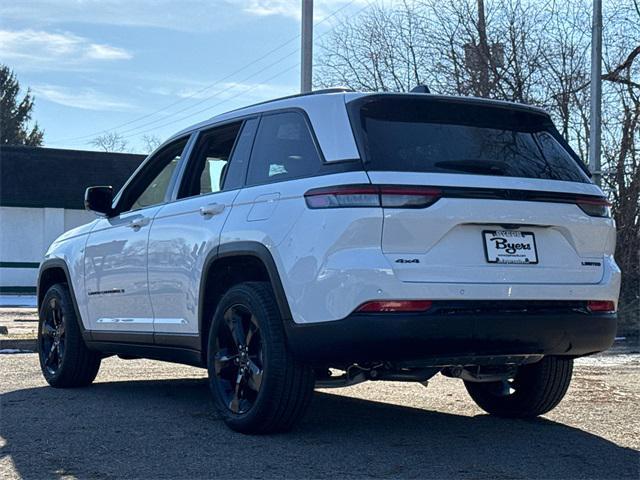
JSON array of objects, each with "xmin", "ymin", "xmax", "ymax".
[{"xmin": 433, "ymin": 160, "xmax": 507, "ymax": 176}]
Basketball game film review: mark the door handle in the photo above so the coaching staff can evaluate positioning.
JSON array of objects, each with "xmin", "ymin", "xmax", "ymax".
[
  {"xmin": 199, "ymin": 203, "xmax": 225, "ymax": 217},
  {"xmin": 128, "ymin": 217, "xmax": 150, "ymax": 230}
]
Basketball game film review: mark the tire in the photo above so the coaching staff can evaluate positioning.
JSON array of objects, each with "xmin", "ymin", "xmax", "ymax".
[
  {"xmin": 464, "ymin": 356, "xmax": 573, "ymax": 418},
  {"xmin": 207, "ymin": 281, "xmax": 315, "ymax": 434},
  {"xmin": 38, "ymin": 283, "xmax": 101, "ymax": 387}
]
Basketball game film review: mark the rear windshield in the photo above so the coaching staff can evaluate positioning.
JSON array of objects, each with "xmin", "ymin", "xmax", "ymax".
[{"xmin": 349, "ymin": 96, "xmax": 590, "ymax": 183}]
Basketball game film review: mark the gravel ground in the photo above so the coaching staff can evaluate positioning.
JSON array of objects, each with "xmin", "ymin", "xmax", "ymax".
[
  {"xmin": 0, "ymin": 308, "xmax": 38, "ymax": 351},
  {"xmin": 1, "ymin": 351, "xmax": 639, "ymax": 480}
]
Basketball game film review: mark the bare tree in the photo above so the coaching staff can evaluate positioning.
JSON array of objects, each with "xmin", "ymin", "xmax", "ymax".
[
  {"xmin": 317, "ymin": 0, "xmax": 546, "ymax": 101},
  {"xmin": 89, "ymin": 132, "xmax": 129, "ymax": 152},
  {"xmin": 141, "ymin": 134, "xmax": 162, "ymax": 154},
  {"xmin": 599, "ymin": 2, "xmax": 640, "ymax": 322}
]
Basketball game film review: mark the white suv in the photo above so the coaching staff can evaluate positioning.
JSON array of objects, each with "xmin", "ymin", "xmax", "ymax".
[{"xmin": 37, "ymin": 89, "xmax": 620, "ymax": 433}]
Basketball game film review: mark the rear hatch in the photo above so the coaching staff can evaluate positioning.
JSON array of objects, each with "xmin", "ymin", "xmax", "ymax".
[{"xmin": 347, "ymin": 95, "xmax": 611, "ymax": 285}]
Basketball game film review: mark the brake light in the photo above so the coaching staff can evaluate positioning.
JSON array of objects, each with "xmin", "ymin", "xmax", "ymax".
[
  {"xmin": 356, "ymin": 300, "xmax": 433, "ymax": 313},
  {"xmin": 576, "ymin": 196, "xmax": 611, "ymax": 218},
  {"xmin": 587, "ymin": 300, "xmax": 616, "ymax": 313},
  {"xmin": 304, "ymin": 185, "xmax": 442, "ymax": 209}
]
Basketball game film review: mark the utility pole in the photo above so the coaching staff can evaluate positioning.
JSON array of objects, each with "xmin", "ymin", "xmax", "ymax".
[
  {"xmin": 301, "ymin": 0, "xmax": 313, "ymax": 93},
  {"xmin": 477, "ymin": 0, "xmax": 490, "ymax": 97},
  {"xmin": 589, "ymin": 0, "xmax": 602, "ymax": 186}
]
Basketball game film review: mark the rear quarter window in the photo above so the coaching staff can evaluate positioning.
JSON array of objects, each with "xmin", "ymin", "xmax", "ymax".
[{"xmin": 246, "ymin": 111, "xmax": 322, "ymax": 185}]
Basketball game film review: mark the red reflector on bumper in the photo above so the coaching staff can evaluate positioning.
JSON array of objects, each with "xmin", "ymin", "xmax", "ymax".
[
  {"xmin": 356, "ymin": 300, "xmax": 433, "ymax": 313},
  {"xmin": 587, "ymin": 301, "xmax": 616, "ymax": 313}
]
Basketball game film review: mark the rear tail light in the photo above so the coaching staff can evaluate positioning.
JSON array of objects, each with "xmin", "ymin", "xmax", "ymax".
[
  {"xmin": 379, "ymin": 186, "xmax": 442, "ymax": 208},
  {"xmin": 356, "ymin": 300, "xmax": 433, "ymax": 313},
  {"xmin": 575, "ymin": 196, "xmax": 611, "ymax": 218},
  {"xmin": 587, "ymin": 300, "xmax": 616, "ymax": 313},
  {"xmin": 304, "ymin": 184, "xmax": 441, "ymax": 209},
  {"xmin": 304, "ymin": 185, "xmax": 380, "ymax": 208}
]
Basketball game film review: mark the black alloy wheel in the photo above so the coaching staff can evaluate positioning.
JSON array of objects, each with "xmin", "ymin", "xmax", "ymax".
[
  {"xmin": 40, "ymin": 295, "xmax": 66, "ymax": 376},
  {"xmin": 38, "ymin": 283, "xmax": 101, "ymax": 387},
  {"xmin": 212, "ymin": 304, "xmax": 264, "ymax": 414},
  {"xmin": 207, "ymin": 282, "xmax": 315, "ymax": 434}
]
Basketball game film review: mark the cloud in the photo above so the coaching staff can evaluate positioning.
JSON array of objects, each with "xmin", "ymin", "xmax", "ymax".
[
  {"xmin": 147, "ymin": 79, "xmax": 294, "ymax": 104},
  {"xmin": 241, "ymin": 0, "xmax": 371, "ymax": 20},
  {"xmin": 242, "ymin": 0, "xmax": 300, "ymax": 18},
  {"xmin": 31, "ymin": 85, "xmax": 134, "ymax": 111},
  {"xmin": 0, "ymin": 1, "xmax": 367, "ymax": 31},
  {"xmin": 0, "ymin": 29, "xmax": 131, "ymax": 69},
  {"xmin": 0, "ymin": 1, "xmax": 252, "ymax": 32},
  {"xmin": 84, "ymin": 43, "xmax": 131, "ymax": 60}
]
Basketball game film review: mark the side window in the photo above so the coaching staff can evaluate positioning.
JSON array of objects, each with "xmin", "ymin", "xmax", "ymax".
[
  {"xmin": 178, "ymin": 119, "xmax": 257, "ymax": 198},
  {"xmin": 247, "ymin": 111, "xmax": 321, "ymax": 185},
  {"xmin": 122, "ymin": 138, "xmax": 188, "ymax": 212}
]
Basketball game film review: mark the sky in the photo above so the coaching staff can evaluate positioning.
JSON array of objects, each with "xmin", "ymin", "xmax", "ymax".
[{"xmin": 0, "ymin": 0, "xmax": 371, "ymax": 153}]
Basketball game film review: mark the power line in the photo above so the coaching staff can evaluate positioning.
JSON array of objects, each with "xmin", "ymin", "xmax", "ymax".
[
  {"xmin": 120, "ymin": 63, "xmax": 300, "ymax": 140},
  {"xmin": 48, "ymin": 0, "xmax": 360, "ymax": 145},
  {"xmin": 114, "ymin": 2, "xmax": 372, "ymax": 140},
  {"xmin": 114, "ymin": 47, "xmax": 300, "ymax": 137}
]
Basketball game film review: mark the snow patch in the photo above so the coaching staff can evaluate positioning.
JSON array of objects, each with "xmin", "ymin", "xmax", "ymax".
[
  {"xmin": 0, "ymin": 295, "xmax": 37, "ymax": 308},
  {"xmin": 575, "ymin": 353, "xmax": 640, "ymax": 367}
]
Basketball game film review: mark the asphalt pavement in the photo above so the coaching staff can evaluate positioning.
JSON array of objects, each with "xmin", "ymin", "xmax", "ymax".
[{"xmin": 1, "ymin": 350, "xmax": 638, "ymax": 479}]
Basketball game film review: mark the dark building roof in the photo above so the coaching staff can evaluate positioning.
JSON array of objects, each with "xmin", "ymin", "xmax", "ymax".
[{"xmin": 0, "ymin": 146, "xmax": 145, "ymax": 210}]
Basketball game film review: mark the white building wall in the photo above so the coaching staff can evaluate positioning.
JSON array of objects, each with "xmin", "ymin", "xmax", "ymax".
[
  {"xmin": 1, "ymin": 207, "xmax": 45, "ymax": 262},
  {"xmin": 0, "ymin": 206, "xmax": 94, "ymax": 292}
]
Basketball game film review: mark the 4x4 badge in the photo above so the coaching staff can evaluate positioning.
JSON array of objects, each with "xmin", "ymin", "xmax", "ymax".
[{"xmin": 395, "ymin": 258, "xmax": 420, "ymax": 264}]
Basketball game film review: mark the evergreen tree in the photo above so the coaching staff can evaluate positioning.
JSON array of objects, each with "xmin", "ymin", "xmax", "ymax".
[{"xmin": 0, "ymin": 64, "xmax": 44, "ymax": 146}]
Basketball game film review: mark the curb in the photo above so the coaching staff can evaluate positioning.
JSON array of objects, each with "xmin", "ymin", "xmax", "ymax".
[{"xmin": 0, "ymin": 338, "xmax": 36, "ymax": 352}]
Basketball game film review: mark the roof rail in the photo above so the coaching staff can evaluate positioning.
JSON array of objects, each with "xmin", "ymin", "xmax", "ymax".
[
  {"xmin": 219, "ymin": 87, "xmax": 355, "ymax": 117},
  {"xmin": 304, "ymin": 87, "xmax": 355, "ymax": 96}
]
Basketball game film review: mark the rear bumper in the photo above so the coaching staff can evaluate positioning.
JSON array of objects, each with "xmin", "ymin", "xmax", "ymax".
[{"xmin": 285, "ymin": 304, "xmax": 617, "ymax": 365}]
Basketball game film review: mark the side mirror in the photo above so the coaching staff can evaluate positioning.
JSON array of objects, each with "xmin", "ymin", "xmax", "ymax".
[{"xmin": 85, "ymin": 186, "xmax": 114, "ymax": 216}]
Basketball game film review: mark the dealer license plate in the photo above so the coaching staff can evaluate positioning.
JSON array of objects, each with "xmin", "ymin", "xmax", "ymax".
[{"xmin": 483, "ymin": 230, "xmax": 538, "ymax": 264}]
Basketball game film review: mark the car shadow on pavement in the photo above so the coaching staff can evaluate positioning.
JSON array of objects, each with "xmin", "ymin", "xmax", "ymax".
[{"xmin": 1, "ymin": 378, "xmax": 637, "ymax": 479}]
